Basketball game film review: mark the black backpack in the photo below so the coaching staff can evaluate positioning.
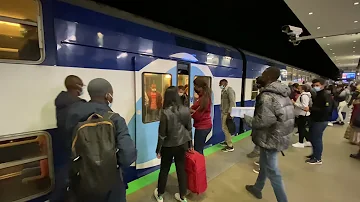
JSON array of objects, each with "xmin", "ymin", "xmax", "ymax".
[{"xmin": 68, "ymin": 112, "xmax": 120, "ymax": 200}]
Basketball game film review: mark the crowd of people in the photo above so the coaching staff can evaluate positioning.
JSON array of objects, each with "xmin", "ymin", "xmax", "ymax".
[{"xmin": 51, "ymin": 67, "xmax": 360, "ymax": 202}]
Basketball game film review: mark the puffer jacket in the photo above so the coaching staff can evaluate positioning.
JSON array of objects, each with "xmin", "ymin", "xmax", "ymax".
[
  {"xmin": 156, "ymin": 105, "xmax": 192, "ymax": 153},
  {"xmin": 251, "ymin": 81, "xmax": 295, "ymax": 151}
]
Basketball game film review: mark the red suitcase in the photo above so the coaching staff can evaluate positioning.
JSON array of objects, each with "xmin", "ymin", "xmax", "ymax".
[{"xmin": 185, "ymin": 151, "xmax": 207, "ymax": 194}]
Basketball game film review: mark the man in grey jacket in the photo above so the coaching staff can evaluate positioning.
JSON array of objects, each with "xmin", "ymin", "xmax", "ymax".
[
  {"xmin": 246, "ymin": 67, "xmax": 294, "ymax": 202},
  {"xmin": 219, "ymin": 79, "xmax": 236, "ymax": 152}
]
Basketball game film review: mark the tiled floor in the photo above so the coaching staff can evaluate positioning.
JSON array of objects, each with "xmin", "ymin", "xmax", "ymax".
[{"xmin": 128, "ymin": 125, "xmax": 360, "ymax": 202}]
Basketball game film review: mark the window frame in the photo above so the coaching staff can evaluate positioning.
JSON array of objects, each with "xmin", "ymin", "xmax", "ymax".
[
  {"xmin": 141, "ymin": 72, "xmax": 172, "ymax": 124},
  {"xmin": 0, "ymin": 131, "xmax": 54, "ymax": 202},
  {"xmin": 0, "ymin": 0, "xmax": 45, "ymax": 64}
]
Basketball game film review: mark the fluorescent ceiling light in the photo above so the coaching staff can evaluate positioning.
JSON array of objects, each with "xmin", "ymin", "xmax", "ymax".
[
  {"xmin": 317, "ymin": 27, "xmax": 320, "ymax": 29},
  {"xmin": 355, "ymin": 20, "xmax": 358, "ymax": 23},
  {"xmin": 309, "ymin": 12, "xmax": 313, "ymax": 15},
  {"xmin": 355, "ymin": 2, "xmax": 359, "ymax": 5},
  {"xmin": 327, "ymin": 44, "xmax": 330, "ymax": 46}
]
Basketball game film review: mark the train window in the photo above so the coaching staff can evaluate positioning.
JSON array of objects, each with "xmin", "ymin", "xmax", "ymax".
[
  {"xmin": 142, "ymin": 72, "xmax": 172, "ymax": 123},
  {"xmin": 0, "ymin": 0, "xmax": 43, "ymax": 62},
  {"xmin": 177, "ymin": 62, "xmax": 190, "ymax": 106},
  {"xmin": 193, "ymin": 76, "xmax": 212, "ymax": 100},
  {"xmin": 0, "ymin": 132, "xmax": 53, "ymax": 202},
  {"xmin": 251, "ymin": 79, "xmax": 259, "ymax": 100}
]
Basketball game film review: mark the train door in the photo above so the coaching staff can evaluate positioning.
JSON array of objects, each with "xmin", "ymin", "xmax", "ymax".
[{"xmin": 133, "ymin": 56, "xmax": 177, "ymax": 174}]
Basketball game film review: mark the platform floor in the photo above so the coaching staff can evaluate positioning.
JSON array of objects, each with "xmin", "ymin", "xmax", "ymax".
[{"xmin": 127, "ymin": 125, "xmax": 360, "ymax": 202}]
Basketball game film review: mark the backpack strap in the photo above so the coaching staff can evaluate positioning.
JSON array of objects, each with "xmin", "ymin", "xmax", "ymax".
[{"xmin": 103, "ymin": 111, "xmax": 116, "ymax": 120}]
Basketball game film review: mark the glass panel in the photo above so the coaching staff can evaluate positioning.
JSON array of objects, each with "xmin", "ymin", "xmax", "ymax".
[
  {"xmin": 0, "ymin": 0, "xmax": 40, "ymax": 61},
  {"xmin": 143, "ymin": 73, "xmax": 172, "ymax": 123},
  {"xmin": 0, "ymin": 133, "xmax": 52, "ymax": 202}
]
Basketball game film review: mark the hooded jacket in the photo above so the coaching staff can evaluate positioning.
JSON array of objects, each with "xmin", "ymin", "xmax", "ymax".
[
  {"xmin": 55, "ymin": 91, "xmax": 85, "ymax": 129},
  {"xmin": 251, "ymin": 81, "xmax": 295, "ymax": 151}
]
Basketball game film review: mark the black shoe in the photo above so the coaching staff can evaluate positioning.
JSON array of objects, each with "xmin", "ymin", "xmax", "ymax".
[
  {"xmin": 305, "ymin": 158, "xmax": 322, "ymax": 165},
  {"xmin": 305, "ymin": 154, "xmax": 313, "ymax": 159},
  {"xmin": 339, "ymin": 122, "xmax": 345, "ymax": 125},
  {"xmin": 220, "ymin": 142, "xmax": 227, "ymax": 146},
  {"xmin": 221, "ymin": 146, "xmax": 234, "ymax": 152},
  {"xmin": 245, "ymin": 185, "xmax": 262, "ymax": 199}
]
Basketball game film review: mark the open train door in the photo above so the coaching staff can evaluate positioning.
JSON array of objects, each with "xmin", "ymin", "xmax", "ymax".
[{"xmin": 133, "ymin": 55, "xmax": 177, "ymax": 176}]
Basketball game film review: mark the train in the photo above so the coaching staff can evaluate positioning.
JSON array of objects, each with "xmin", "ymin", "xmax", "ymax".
[{"xmin": 0, "ymin": 0, "xmax": 319, "ymax": 201}]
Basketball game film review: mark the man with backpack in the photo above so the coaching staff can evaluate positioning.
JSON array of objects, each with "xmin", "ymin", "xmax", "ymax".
[
  {"xmin": 306, "ymin": 78, "xmax": 332, "ymax": 165},
  {"xmin": 65, "ymin": 78, "xmax": 137, "ymax": 202}
]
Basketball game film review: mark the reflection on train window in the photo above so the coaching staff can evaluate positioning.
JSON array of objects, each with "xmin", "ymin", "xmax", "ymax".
[
  {"xmin": 251, "ymin": 79, "xmax": 259, "ymax": 100},
  {"xmin": 0, "ymin": 0, "xmax": 42, "ymax": 61},
  {"xmin": 193, "ymin": 76, "xmax": 212, "ymax": 100},
  {"xmin": 143, "ymin": 73, "xmax": 172, "ymax": 123},
  {"xmin": 0, "ymin": 132, "xmax": 53, "ymax": 202}
]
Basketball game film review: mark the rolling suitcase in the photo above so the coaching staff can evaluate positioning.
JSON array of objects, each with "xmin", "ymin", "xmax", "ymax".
[{"xmin": 185, "ymin": 151, "xmax": 207, "ymax": 194}]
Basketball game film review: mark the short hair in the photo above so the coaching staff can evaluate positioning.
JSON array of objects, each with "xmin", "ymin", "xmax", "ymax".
[
  {"xmin": 293, "ymin": 83, "xmax": 300, "ymax": 88},
  {"xmin": 219, "ymin": 79, "xmax": 228, "ymax": 84},
  {"xmin": 263, "ymin": 67, "xmax": 280, "ymax": 82},
  {"xmin": 64, "ymin": 75, "xmax": 82, "ymax": 90},
  {"xmin": 312, "ymin": 78, "xmax": 326, "ymax": 85},
  {"xmin": 300, "ymin": 84, "xmax": 310, "ymax": 92},
  {"xmin": 178, "ymin": 85, "xmax": 185, "ymax": 90},
  {"xmin": 87, "ymin": 78, "xmax": 113, "ymax": 98}
]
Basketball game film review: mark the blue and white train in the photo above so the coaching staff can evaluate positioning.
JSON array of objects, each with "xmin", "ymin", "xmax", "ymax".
[{"xmin": 0, "ymin": 0, "xmax": 297, "ymax": 201}]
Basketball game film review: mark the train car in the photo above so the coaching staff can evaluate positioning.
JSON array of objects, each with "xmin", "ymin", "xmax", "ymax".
[{"xmin": 0, "ymin": 0, "xmax": 292, "ymax": 201}]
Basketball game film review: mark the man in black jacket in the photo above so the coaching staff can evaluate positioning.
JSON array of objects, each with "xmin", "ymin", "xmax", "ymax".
[{"xmin": 306, "ymin": 78, "xmax": 332, "ymax": 165}]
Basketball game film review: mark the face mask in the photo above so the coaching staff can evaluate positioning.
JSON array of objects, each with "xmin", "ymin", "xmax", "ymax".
[
  {"xmin": 107, "ymin": 93, "xmax": 113, "ymax": 107},
  {"xmin": 314, "ymin": 86, "xmax": 321, "ymax": 92},
  {"xmin": 77, "ymin": 85, "xmax": 85, "ymax": 96},
  {"xmin": 178, "ymin": 93, "xmax": 184, "ymax": 96},
  {"xmin": 220, "ymin": 85, "xmax": 225, "ymax": 90},
  {"xmin": 152, "ymin": 88, "xmax": 156, "ymax": 92}
]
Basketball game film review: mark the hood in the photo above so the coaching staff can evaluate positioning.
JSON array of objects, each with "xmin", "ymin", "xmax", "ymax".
[
  {"xmin": 262, "ymin": 81, "xmax": 291, "ymax": 97},
  {"xmin": 301, "ymin": 92, "xmax": 312, "ymax": 97},
  {"xmin": 55, "ymin": 91, "xmax": 83, "ymax": 109}
]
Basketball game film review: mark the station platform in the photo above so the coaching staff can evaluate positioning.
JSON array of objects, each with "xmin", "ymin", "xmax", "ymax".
[{"xmin": 127, "ymin": 125, "xmax": 360, "ymax": 202}]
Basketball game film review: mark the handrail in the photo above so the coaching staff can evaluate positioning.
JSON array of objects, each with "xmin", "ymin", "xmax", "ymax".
[
  {"xmin": 0, "ymin": 136, "xmax": 41, "ymax": 148},
  {"xmin": 0, "ymin": 155, "xmax": 47, "ymax": 170}
]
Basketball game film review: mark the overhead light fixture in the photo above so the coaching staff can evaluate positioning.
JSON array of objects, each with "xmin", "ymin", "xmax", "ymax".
[
  {"xmin": 309, "ymin": 12, "xmax": 313, "ymax": 15},
  {"xmin": 317, "ymin": 27, "xmax": 321, "ymax": 29},
  {"xmin": 354, "ymin": 41, "xmax": 357, "ymax": 42},
  {"xmin": 332, "ymin": 53, "xmax": 335, "ymax": 54},
  {"xmin": 327, "ymin": 44, "xmax": 330, "ymax": 45},
  {"xmin": 330, "ymin": 49, "xmax": 333, "ymax": 51},
  {"xmin": 355, "ymin": 2, "xmax": 359, "ymax": 5},
  {"xmin": 354, "ymin": 47, "xmax": 356, "ymax": 48},
  {"xmin": 355, "ymin": 20, "xmax": 358, "ymax": 23},
  {"xmin": 323, "ymin": 37, "xmax": 327, "ymax": 39}
]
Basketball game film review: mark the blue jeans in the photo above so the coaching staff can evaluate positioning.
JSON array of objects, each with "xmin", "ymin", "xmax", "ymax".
[
  {"xmin": 309, "ymin": 121, "xmax": 328, "ymax": 160},
  {"xmin": 194, "ymin": 128, "xmax": 212, "ymax": 154},
  {"xmin": 254, "ymin": 148, "xmax": 288, "ymax": 202}
]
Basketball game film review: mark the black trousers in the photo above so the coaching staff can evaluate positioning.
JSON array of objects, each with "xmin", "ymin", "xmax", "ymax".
[
  {"xmin": 297, "ymin": 115, "xmax": 310, "ymax": 143},
  {"xmin": 158, "ymin": 144, "xmax": 187, "ymax": 198}
]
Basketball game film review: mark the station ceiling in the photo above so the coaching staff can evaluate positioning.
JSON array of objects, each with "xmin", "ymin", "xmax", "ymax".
[{"xmin": 92, "ymin": 0, "xmax": 341, "ymax": 79}]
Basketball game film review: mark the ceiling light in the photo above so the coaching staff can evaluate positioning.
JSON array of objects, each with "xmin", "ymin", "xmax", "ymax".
[
  {"xmin": 354, "ymin": 41, "xmax": 357, "ymax": 42},
  {"xmin": 355, "ymin": 20, "xmax": 358, "ymax": 23},
  {"xmin": 355, "ymin": 2, "xmax": 359, "ymax": 5},
  {"xmin": 332, "ymin": 53, "xmax": 335, "ymax": 54},
  {"xmin": 317, "ymin": 27, "xmax": 321, "ymax": 29},
  {"xmin": 309, "ymin": 12, "xmax": 313, "ymax": 15},
  {"xmin": 327, "ymin": 44, "xmax": 330, "ymax": 46},
  {"xmin": 330, "ymin": 49, "xmax": 333, "ymax": 51},
  {"xmin": 354, "ymin": 47, "xmax": 356, "ymax": 48},
  {"xmin": 323, "ymin": 37, "xmax": 327, "ymax": 39}
]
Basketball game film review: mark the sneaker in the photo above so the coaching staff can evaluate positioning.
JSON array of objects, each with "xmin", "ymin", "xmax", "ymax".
[
  {"xmin": 328, "ymin": 122, "xmax": 333, "ymax": 126},
  {"xmin": 174, "ymin": 193, "xmax": 187, "ymax": 202},
  {"xmin": 252, "ymin": 167, "xmax": 260, "ymax": 174},
  {"xmin": 247, "ymin": 151, "xmax": 260, "ymax": 158},
  {"xmin": 305, "ymin": 154, "xmax": 313, "ymax": 159},
  {"xmin": 154, "ymin": 188, "xmax": 163, "ymax": 202},
  {"xmin": 292, "ymin": 142, "xmax": 305, "ymax": 148},
  {"xmin": 339, "ymin": 122, "xmax": 345, "ymax": 126},
  {"xmin": 304, "ymin": 141, "xmax": 312, "ymax": 147},
  {"xmin": 306, "ymin": 158, "xmax": 322, "ymax": 165},
  {"xmin": 222, "ymin": 146, "xmax": 234, "ymax": 152},
  {"xmin": 245, "ymin": 185, "xmax": 262, "ymax": 199},
  {"xmin": 254, "ymin": 161, "xmax": 259, "ymax": 166},
  {"xmin": 219, "ymin": 142, "xmax": 227, "ymax": 146}
]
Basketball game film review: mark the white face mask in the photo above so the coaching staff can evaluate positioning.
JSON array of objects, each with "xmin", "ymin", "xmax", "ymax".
[
  {"xmin": 179, "ymin": 93, "xmax": 184, "ymax": 96},
  {"xmin": 107, "ymin": 93, "xmax": 113, "ymax": 108},
  {"xmin": 220, "ymin": 85, "xmax": 225, "ymax": 90}
]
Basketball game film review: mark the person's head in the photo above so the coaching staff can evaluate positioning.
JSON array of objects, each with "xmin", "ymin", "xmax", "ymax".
[
  {"xmin": 151, "ymin": 84, "xmax": 157, "ymax": 92},
  {"xmin": 312, "ymin": 78, "xmax": 326, "ymax": 92},
  {"xmin": 87, "ymin": 78, "xmax": 113, "ymax": 107},
  {"xmin": 292, "ymin": 83, "xmax": 299, "ymax": 91},
  {"xmin": 194, "ymin": 77, "xmax": 212, "ymax": 111},
  {"xmin": 65, "ymin": 75, "xmax": 84, "ymax": 96},
  {"xmin": 219, "ymin": 79, "xmax": 228, "ymax": 90},
  {"xmin": 299, "ymin": 85, "xmax": 310, "ymax": 93},
  {"xmin": 163, "ymin": 86, "xmax": 181, "ymax": 109},
  {"xmin": 261, "ymin": 67, "xmax": 281, "ymax": 85},
  {"xmin": 256, "ymin": 76, "xmax": 266, "ymax": 89},
  {"xmin": 178, "ymin": 85, "xmax": 185, "ymax": 96}
]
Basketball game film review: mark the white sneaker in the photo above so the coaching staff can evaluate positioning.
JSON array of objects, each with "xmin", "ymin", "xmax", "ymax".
[
  {"xmin": 304, "ymin": 141, "xmax": 312, "ymax": 147},
  {"xmin": 292, "ymin": 142, "xmax": 305, "ymax": 148},
  {"xmin": 328, "ymin": 122, "xmax": 333, "ymax": 126},
  {"xmin": 154, "ymin": 188, "xmax": 163, "ymax": 202},
  {"xmin": 175, "ymin": 193, "xmax": 187, "ymax": 202}
]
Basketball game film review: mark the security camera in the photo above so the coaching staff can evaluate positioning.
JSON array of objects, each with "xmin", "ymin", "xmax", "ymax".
[{"xmin": 282, "ymin": 25, "xmax": 303, "ymax": 46}]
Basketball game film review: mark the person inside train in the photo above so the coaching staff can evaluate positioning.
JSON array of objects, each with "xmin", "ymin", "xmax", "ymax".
[
  {"xmin": 219, "ymin": 79, "xmax": 236, "ymax": 152},
  {"xmin": 333, "ymin": 84, "xmax": 350, "ymax": 125},
  {"xmin": 292, "ymin": 84, "xmax": 312, "ymax": 148},
  {"xmin": 146, "ymin": 83, "xmax": 163, "ymax": 122},
  {"xmin": 191, "ymin": 77, "xmax": 212, "ymax": 154},
  {"xmin": 178, "ymin": 85, "xmax": 189, "ymax": 106},
  {"xmin": 65, "ymin": 78, "xmax": 137, "ymax": 202},
  {"xmin": 52, "ymin": 75, "xmax": 86, "ymax": 201},
  {"xmin": 246, "ymin": 67, "xmax": 293, "ymax": 202},
  {"xmin": 306, "ymin": 78, "xmax": 332, "ymax": 165},
  {"xmin": 155, "ymin": 86, "xmax": 192, "ymax": 202}
]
